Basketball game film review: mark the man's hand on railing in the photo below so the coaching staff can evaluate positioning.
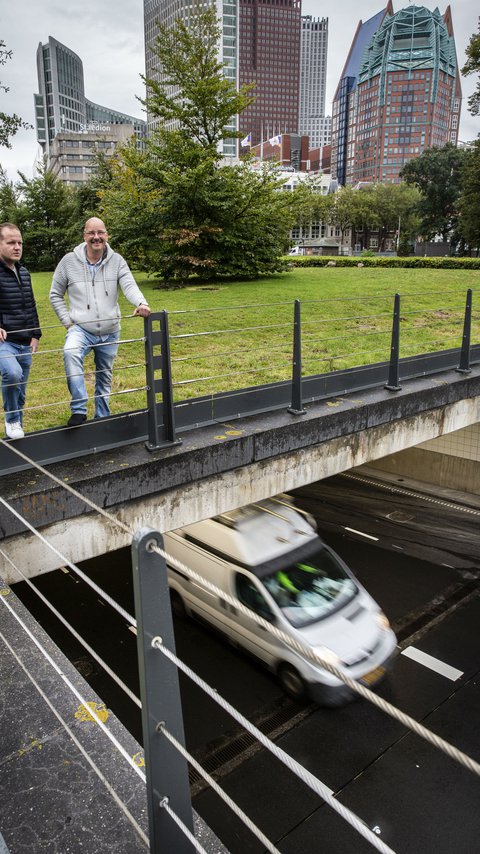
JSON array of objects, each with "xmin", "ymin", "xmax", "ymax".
[
  {"xmin": 0, "ymin": 328, "xmax": 7, "ymax": 342},
  {"xmin": 134, "ymin": 304, "xmax": 151, "ymax": 318}
]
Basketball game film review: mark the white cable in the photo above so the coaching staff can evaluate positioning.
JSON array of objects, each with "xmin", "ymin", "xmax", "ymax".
[
  {"xmin": 3, "ymin": 439, "xmax": 480, "ymax": 778},
  {"xmin": 0, "ymin": 592, "xmax": 146, "ymax": 784},
  {"xmin": 160, "ymin": 725, "xmax": 281, "ymax": 854},
  {"xmin": 0, "ymin": 497, "xmax": 136, "ymax": 627},
  {"xmin": 0, "ymin": 624, "xmax": 149, "ymax": 849},
  {"xmin": 0, "ymin": 547, "xmax": 141, "ymax": 708},
  {"xmin": 159, "ymin": 798, "xmax": 207, "ymax": 853},
  {"xmin": 153, "ymin": 638, "xmax": 396, "ymax": 854}
]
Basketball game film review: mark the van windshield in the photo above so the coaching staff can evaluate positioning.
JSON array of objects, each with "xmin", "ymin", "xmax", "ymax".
[{"xmin": 262, "ymin": 546, "xmax": 356, "ymax": 628}]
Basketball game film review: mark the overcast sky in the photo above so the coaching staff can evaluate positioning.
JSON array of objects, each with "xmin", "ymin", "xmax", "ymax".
[{"xmin": 1, "ymin": 0, "xmax": 479, "ymax": 182}]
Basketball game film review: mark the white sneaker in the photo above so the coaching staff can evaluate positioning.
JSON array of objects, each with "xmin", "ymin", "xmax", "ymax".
[{"xmin": 5, "ymin": 420, "xmax": 24, "ymax": 440}]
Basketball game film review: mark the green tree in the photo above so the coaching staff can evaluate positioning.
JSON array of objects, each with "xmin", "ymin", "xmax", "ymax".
[
  {"xmin": 400, "ymin": 144, "xmax": 465, "ymax": 242},
  {"xmin": 461, "ymin": 28, "xmax": 480, "ymax": 117},
  {"xmin": 0, "ymin": 164, "xmax": 20, "ymax": 221},
  {"xmin": 71, "ymin": 150, "xmax": 115, "ymax": 232},
  {"xmin": 101, "ymin": 5, "xmax": 296, "ymax": 281},
  {"xmin": 0, "ymin": 41, "xmax": 32, "ymax": 148},
  {"xmin": 457, "ymin": 139, "xmax": 480, "ymax": 254},
  {"xmin": 364, "ymin": 183, "xmax": 420, "ymax": 252},
  {"xmin": 142, "ymin": 5, "xmax": 254, "ymax": 149},
  {"xmin": 328, "ymin": 186, "xmax": 365, "ymax": 249},
  {"xmin": 15, "ymin": 158, "xmax": 78, "ymax": 270}
]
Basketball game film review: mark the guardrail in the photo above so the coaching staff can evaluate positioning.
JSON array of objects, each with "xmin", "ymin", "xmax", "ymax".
[
  {"xmin": 0, "ymin": 288, "xmax": 477, "ymax": 477},
  {"xmin": 3, "ymin": 465, "xmax": 480, "ymax": 851}
]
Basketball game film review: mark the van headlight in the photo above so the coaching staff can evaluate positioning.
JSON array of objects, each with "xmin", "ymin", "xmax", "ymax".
[{"xmin": 376, "ymin": 611, "xmax": 390, "ymax": 631}]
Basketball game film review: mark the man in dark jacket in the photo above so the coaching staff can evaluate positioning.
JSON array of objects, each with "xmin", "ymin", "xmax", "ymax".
[{"xmin": 0, "ymin": 223, "xmax": 41, "ymax": 439}]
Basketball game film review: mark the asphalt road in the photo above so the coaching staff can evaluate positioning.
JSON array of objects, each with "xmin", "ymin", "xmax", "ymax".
[{"xmin": 12, "ymin": 471, "xmax": 480, "ymax": 853}]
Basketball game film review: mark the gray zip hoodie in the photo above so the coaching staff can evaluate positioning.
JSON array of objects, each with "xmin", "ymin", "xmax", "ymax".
[{"xmin": 49, "ymin": 242, "xmax": 148, "ymax": 335}]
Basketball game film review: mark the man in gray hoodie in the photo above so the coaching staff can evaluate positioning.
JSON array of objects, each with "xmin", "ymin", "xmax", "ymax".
[{"xmin": 50, "ymin": 217, "xmax": 150, "ymax": 426}]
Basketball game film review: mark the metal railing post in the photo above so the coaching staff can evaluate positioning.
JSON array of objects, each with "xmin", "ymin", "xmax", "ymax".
[
  {"xmin": 385, "ymin": 292, "xmax": 402, "ymax": 391},
  {"xmin": 456, "ymin": 288, "xmax": 472, "ymax": 374},
  {"xmin": 144, "ymin": 311, "xmax": 181, "ymax": 451},
  {"xmin": 288, "ymin": 299, "xmax": 306, "ymax": 414},
  {"xmin": 131, "ymin": 528, "xmax": 194, "ymax": 853}
]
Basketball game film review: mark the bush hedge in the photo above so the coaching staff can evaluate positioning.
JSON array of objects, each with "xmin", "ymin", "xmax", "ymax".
[{"xmin": 285, "ymin": 255, "xmax": 480, "ymax": 269}]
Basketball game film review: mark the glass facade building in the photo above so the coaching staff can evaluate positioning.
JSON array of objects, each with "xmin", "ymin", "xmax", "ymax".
[
  {"xmin": 331, "ymin": 4, "xmax": 462, "ymax": 185},
  {"xmin": 144, "ymin": 0, "xmax": 303, "ymax": 156},
  {"xmin": 238, "ymin": 0, "xmax": 301, "ymax": 149},
  {"xmin": 299, "ymin": 16, "xmax": 330, "ymax": 150},
  {"xmin": 144, "ymin": 0, "xmax": 239, "ymax": 157},
  {"xmin": 35, "ymin": 36, "xmax": 146, "ymax": 162}
]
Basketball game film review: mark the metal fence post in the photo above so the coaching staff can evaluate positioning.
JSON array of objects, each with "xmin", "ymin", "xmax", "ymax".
[
  {"xmin": 144, "ymin": 311, "xmax": 181, "ymax": 451},
  {"xmin": 131, "ymin": 528, "xmax": 194, "ymax": 853},
  {"xmin": 385, "ymin": 292, "xmax": 402, "ymax": 391},
  {"xmin": 456, "ymin": 288, "xmax": 472, "ymax": 374},
  {"xmin": 288, "ymin": 299, "xmax": 306, "ymax": 414}
]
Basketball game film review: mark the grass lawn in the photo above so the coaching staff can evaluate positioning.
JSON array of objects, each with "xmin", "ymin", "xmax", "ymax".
[{"xmin": 24, "ymin": 266, "xmax": 480, "ymax": 432}]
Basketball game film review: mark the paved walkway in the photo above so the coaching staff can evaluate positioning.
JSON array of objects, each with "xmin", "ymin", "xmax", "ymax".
[{"xmin": 0, "ymin": 578, "xmax": 226, "ymax": 853}]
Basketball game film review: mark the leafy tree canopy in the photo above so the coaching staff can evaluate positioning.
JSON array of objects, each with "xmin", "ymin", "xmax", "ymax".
[
  {"xmin": 461, "ymin": 28, "xmax": 480, "ymax": 117},
  {"xmin": 13, "ymin": 158, "xmax": 79, "ymax": 270},
  {"xmin": 141, "ymin": 5, "xmax": 254, "ymax": 151},
  {"xmin": 400, "ymin": 144, "xmax": 465, "ymax": 241},
  {"xmin": 456, "ymin": 139, "xmax": 480, "ymax": 253},
  {"xmin": 100, "ymin": 5, "xmax": 297, "ymax": 282},
  {"xmin": 0, "ymin": 41, "xmax": 32, "ymax": 149}
]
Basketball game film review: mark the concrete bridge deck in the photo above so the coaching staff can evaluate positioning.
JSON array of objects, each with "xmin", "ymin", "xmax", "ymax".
[{"xmin": 0, "ymin": 363, "xmax": 479, "ymax": 582}]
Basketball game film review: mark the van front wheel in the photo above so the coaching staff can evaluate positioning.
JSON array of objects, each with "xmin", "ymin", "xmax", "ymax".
[{"xmin": 278, "ymin": 663, "xmax": 307, "ymax": 702}]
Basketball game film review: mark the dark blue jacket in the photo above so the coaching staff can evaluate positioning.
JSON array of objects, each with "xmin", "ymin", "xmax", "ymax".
[{"xmin": 0, "ymin": 259, "xmax": 42, "ymax": 344}]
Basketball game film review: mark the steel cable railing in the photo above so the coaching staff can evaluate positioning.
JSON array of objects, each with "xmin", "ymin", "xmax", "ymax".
[
  {"xmin": 0, "ymin": 314, "xmax": 149, "ymax": 432},
  {"xmin": 0, "ymin": 482, "xmax": 395, "ymax": 854},
  {"xmin": 3, "ymin": 438, "xmax": 480, "ymax": 852},
  {"xmin": 0, "ymin": 593, "xmax": 149, "ymax": 847},
  {"xmin": 154, "ymin": 642, "xmax": 396, "ymax": 854},
  {"xmin": 3, "ymin": 436, "xmax": 480, "ymax": 782},
  {"xmin": 0, "ymin": 545, "xmax": 141, "ymax": 709},
  {"xmin": 0, "ymin": 289, "xmax": 476, "ymax": 460}
]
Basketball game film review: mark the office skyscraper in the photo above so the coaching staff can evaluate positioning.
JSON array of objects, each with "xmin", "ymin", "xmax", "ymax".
[
  {"xmin": 238, "ymin": 0, "xmax": 301, "ymax": 148},
  {"xmin": 34, "ymin": 36, "xmax": 146, "ymax": 183},
  {"xmin": 331, "ymin": 3, "xmax": 462, "ymax": 185},
  {"xmin": 144, "ymin": 0, "xmax": 239, "ymax": 157},
  {"xmin": 144, "ymin": 0, "xmax": 301, "ymax": 156},
  {"xmin": 299, "ymin": 16, "xmax": 330, "ymax": 150}
]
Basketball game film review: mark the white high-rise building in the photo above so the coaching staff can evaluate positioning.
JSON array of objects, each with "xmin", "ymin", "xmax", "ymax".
[
  {"xmin": 299, "ymin": 16, "xmax": 331, "ymax": 150},
  {"xmin": 144, "ymin": 0, "xmax": 239, "ymax": 158}
]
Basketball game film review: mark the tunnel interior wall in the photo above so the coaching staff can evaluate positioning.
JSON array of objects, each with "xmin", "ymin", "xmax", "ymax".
[{"xmin": 368, "ymin": 424, "xmax": 480, "ymax": 494}]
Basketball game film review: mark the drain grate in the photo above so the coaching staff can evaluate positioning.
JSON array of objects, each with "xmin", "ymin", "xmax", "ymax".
[{"xmin": 189, "ymin": 697, "xmax": 313, "ymax": 796}]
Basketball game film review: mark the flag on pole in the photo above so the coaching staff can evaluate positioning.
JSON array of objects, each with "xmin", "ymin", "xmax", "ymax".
[
  {"xmin": 269, "ymin": 134, "xmax": 282, "ymax": 147},
  {"xmin": 240, "ymin": 132, "xmax": 252, "ymax": 147}
]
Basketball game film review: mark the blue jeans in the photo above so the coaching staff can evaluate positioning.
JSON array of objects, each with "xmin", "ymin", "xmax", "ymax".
[
  {"xmin": 64, "ymin": 325, "xmax": 119, "ymax": 419},
  {"xmin": 0, "ymin": 341, "xmax": 32, "ymax": 425}
]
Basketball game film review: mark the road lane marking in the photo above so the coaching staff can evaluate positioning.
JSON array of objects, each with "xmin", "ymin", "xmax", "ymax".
[
  {"xmin": 342, "ymin": 472, "xmax": 480, "ymax": 517},
  {"xmin": 344, "ymin": 527, "xmax": 379, "ymax": 541},
  {"xmin": 401, "ymin": 646, "xmax": 463, "ymax": 681}
]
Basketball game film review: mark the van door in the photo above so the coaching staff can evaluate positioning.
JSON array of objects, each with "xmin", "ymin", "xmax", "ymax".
[{"xmin": 231, "ymin": 571, "xmax": 284, "ymax": 666}]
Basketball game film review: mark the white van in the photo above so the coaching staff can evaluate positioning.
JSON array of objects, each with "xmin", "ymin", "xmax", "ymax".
[{"xmin": 164, "ymin": 496, "xmax": 397, "ymax": 706}]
